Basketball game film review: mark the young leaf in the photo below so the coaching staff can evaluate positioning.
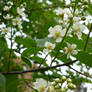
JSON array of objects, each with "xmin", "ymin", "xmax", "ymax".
[
  {"xmin": 75, "ymin": 51, "xmax": 92, "ymax": 67},
  {"xmin": 21, "ymin": 56, "xmax": 32, "ymax": 68},
  {"xmin": 0, "ymin": 74, "xmax": 6, "ymax": 87}
]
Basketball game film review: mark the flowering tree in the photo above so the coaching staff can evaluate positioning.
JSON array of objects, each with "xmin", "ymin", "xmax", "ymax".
[{"xmin": 0, "ymin": 0, "xmax": 92, "ymax": 92}]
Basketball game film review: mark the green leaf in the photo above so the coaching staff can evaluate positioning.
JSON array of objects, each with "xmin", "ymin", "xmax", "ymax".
[
  {"xmin": 88, "ymin": 4, "xmax": 92, "ymax": 15},
  {"xmin": 32, "ymin": 56, "xmax": 48, "ymax": 66},
  {"xmin": 15, "ymin": 36, "xmax": 37, "ymax": 48},
  {"xmin": 76, "ymin": 51, "xmax": 92, "ymax": 67},
  {"xmin": 58, "ymin": 54, "xmax": 71, "ymax": 63},
  {"xmin": 21, "ymin": 56, "xmax": 32, "ymax": 68},
  {"xmin": 6, "ymin": 75, "xmax": 21, "ymax": 92},
  {"xmin": 22, "ymin": 47, "xmax": 43, "ymax": 57},
  {"xmin": 0, "ymin": 36, "xmax": 7, "ymax": 49},
  {"xmin": 65, "ymin": 36, "xmax": 85, "ymax": 49},
  {"xmin": 37, "ymin": 37, "xmax": 54, "ymax": 47},
  {"xmin": 0, "ymin": 74, "xmax": 6, "ymax": 87}
]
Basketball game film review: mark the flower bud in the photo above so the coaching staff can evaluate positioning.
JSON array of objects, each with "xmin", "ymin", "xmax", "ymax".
[
  {"xmin": 81, "ymin": 17, "xmax": 86, "ymax": 20},
  {"xmin": 72, "ymin": 84, "xmax": 76, "ymax": 89},
  {"xmin": 61, "ymin": 76, "xmax": 66, "ymax": 81},
  {"xmin": 51, "ymin": 82, "xmax": 56, "ymax": 86},
  {"xmin": 60, "ymin": 88, "xmax": 66, "ymax": 92},
  {"xmin": 67, "ymin": 78, "xmax": 72, "ymax": 83},
  {"xmin": 71, "ymin": 3, "xmax": 75, "ymax": 8},
  {"xmin": 83, "ymin": 6, "xmax": 88, "ymax": 10},
  {"xmin": 83, "ymin": 1, "xmax": 88, "ymax": 5},
  {"xmin": 55, "ymin": 85, "xmax": 59, "ymax": 89},
  {"xmin": 55, "ymin": 78, "xmax": 60, "ymax": 83},
  {"xmin": 68, "ymin": 83, "xmax": 76, "ymax": 89},
  {"xmin": 65, "ymin": 5, "xmax": 70, "ymax": 8},
  {"xmin": 49, "ymin": 86, "xmax": 55, "ymax": 92}
]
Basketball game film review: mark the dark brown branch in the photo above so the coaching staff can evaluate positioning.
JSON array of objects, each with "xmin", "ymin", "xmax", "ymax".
[
  {"xmin": 68, "ymin": 66, "xmax": 92, "ymax": 78},
  {"xmin": 84, "ymin": 24, "xmax": 92, "ymax": 51},
  {"xmin": 1, "ymin": 60, "xmax": 77, "ymax": 75}
]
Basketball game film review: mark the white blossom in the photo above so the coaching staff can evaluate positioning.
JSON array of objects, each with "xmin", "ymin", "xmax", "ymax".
[
  {"xmin": 73, "ymin": 22, "xmax": 86, "ymax": 39},
  {"xmin": 54, "ymin": 7, "xmax": 72, "ymax": 18},
  {"xmin": 44, "ymin": 41, "xmax": 55, "ymax": 52},
  {"xmin": 17, "ymin": 7, "xmax": 26, "ymax": 17},
  {"xmin": 64, "ymin": 8, "xmax": 73, "ymax": 18},
  {"xmin": 33, "ymin": 78, "xmax": 48, "ymax": 92},
  {"xmin": 17, "ymin": 7, "xmax": 29, "ymax": 21},
  {"xmin": 54, "ymin": 7, "xmax": 64, "ymax": 16},
  {"xmin": 3, "ymin": 6, "xmax": 10, "ymax": 11},
  {"xmin": 12, "ymin": 17, "xmax": 22, "ymax": 25},
  {"xmin": 73, "ymin": 17, "xmax": 80, "ymax": 22},
  {"xmin": 0, "ymin": 27, "xmax": 11, "ymax": 34},
  {"xmin": 3, "ymin": 14, "xmax": 13, "ymax": 20},
  {"xmin": 48, "ymin": 25, "xmax": 66, "ymax": 42},
  {"xmin": 65, "ymin": 43, "xmax": 78, "ymax": 58},
  {"xmin": 7, "ymin": 1, "xmax": 13, "ymax": 6}
]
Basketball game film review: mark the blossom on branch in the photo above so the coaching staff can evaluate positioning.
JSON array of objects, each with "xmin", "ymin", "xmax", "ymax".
[
  {"xmin": 33, "ymin": 78, "xmax": 48, "ymax": 92},
  {"xmin": 48, "ymin": 25, "xmax": 66, "ymax": 42},
  {"xmin": 44, "ymin": 41, "xmax": 55, "ymax": 53},
  {"xmin": 73, "ymin": 22, "xmax": 86, "ymax": 39},
  {"xmin": 64, "ymin": 43, "xmax": 78, "ymax": 58},
  {"xmin": 12, "ymin": 17, "xmax": 22, "ymax": 26},
  {"xmin": 3, "ymin": 14, "xmax": 13, "ymax": 20}
]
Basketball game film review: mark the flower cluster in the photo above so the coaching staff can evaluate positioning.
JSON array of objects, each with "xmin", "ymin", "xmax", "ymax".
[
  {"xmin": 50, "ymin": 76, "xmax": 76, "ymax": 92},
  {"xmin": 3, "ymin": 1, "xmax": 13, "ymax": 12},
  {"xmin": 54, "ymin": 7, "xmax": 73, "ymax": 19},
  {"xmin": 33, "ymin": 77, "xmax": 76, "ymax": 92},
  {"xmin": 3, "ymin": 1, "xmax": 13, "ymax": 20},
  {"xmin": 0, "ymin": 1, "xmax": 29, "ymax": 36}
]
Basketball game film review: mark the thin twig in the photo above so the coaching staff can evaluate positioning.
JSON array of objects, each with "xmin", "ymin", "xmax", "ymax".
[
  {"xmin": 68, "ymin": 66, "xmax": 92, "ymax": 78},
  {"xmin": 38, "ymin": 54, "xmax": 48, "ymax": 68},
  {"xmin": 84, "ymin": 24, "xmax": 92, "ymax": 51}
]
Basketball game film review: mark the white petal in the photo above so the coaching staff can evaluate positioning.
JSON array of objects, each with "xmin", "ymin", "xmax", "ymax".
[
  {"xmin": 56, "ymin": 38, "xmax": 62, "ymax": 43},
  {"xmin": 48, "ymin": 34, "xmax": 53, "ymax": 38},
  {"xmin": 67, "ymin": 53, "xmax": 71, "ymax": 59},
  {"xmin": 44, "ymin": 41, "xmax": 49, "ymax": 47},
  {"xmin": 72, "ymin": 50, "xmax": 78, "ymax": 55},
  {"xmin": 72, "ymin": 44, "xmax": 77, "ymax": 49},
  {"xmin": 48, "ymin": 27, "xmax": 54, "ymax": 32},
  {"xmin": 61, "ymin": 29, "xmax": 66, "ymax": 36},
  {"xmin": 52, "ymin": 44, "xmax": 55, "ymax": 49},
  {"xmin": 64, "ymin": 47, "xmax": 68, "ymax": 54}
]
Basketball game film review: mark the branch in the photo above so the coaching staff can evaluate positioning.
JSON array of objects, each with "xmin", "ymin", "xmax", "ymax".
[
  {"xmin": 84, "ymin": 24, "xmax": 92, "ymax": 51},
  {"xmin": 1, "ymin": 60, "xmax": 77, "ymax": 75},
  {"xmin": 68, "ymin": 66, "xmax": 92, "ymax": 78}
]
